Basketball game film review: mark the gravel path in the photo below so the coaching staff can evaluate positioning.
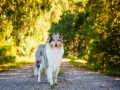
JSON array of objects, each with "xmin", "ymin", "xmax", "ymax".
[{"xmin": 0, "ymin": 61, "xmax": 120, "ymax": 90}]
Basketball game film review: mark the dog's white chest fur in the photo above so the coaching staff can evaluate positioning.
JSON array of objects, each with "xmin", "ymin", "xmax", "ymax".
[{"xmin": 46, "ymin": 43, "xmax": 64, "ymax": 71}]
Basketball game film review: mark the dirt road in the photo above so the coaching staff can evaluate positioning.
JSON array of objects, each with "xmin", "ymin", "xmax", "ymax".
[{"xmin": 0, "ymin": 61, "xmax": 120, "ymax": 90}]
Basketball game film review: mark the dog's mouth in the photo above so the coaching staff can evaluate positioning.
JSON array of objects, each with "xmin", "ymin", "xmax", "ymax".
[{"xmin": 55, "ymin": 44, "xmax": 57, "ymax": 47}]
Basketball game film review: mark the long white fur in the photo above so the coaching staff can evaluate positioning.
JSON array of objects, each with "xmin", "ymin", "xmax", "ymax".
[
  {"xmin": 46, "ymin": 41, "xmax": 64, "ymax": 85},
  {"xmin": 34, "ymin": 33, "xmax": 64, "ymax": 85}
]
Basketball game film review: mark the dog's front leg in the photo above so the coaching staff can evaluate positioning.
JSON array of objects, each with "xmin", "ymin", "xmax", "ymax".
[
  {"xmin": 53, "ymin": 67, "xmax": 60, "ymax": 85},
  {"xmin": 47, "ymin": 68, "xmax": 53, "ymax": 85}
]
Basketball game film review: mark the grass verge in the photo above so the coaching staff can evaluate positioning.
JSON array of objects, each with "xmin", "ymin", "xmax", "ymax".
[
  {"xmin": 58, "ymin": 71, "xmax": 63, "ymax": 76},
  {"xmin": 69, "ymin": 59, "xmax": 120, "ymax": 77},
  {"xmin": 0, "ymin": 57, "xmax": 34, "ymax": 72},
  {"xmin": 50, "ymin": 85, "xmax": 55, "ymax": 89}
]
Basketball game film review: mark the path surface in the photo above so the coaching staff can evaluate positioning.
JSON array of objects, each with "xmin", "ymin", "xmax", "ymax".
[{"xmin": 0, "ymin": 61, "xmax": 120, "ymax": 90}]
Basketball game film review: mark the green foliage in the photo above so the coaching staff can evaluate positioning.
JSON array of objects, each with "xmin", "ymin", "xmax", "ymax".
[
  {"xmin": 70, "ymin": 59, "xmax": 120, "ymax": 76},
  {"xmin": 49, "ymin": 0, "xmax": 120, "ymax": 75},
  {"xmin": 0, "ymin": 57, "xmax": 34, "ymax": 72},
  {"xmin": 0, "ymin": 0, "xmax": 68, "ymax": 65},
  {"xmin": 49, "ymin": 9, "xmax": 88, "ymax": 59},
  {"xmin": 0, "ymin": 0, "xmax": 120, "ymax": 76},
  {"xmin": 86, "ymin": 0, "xmax": 120, "ymax": 72},
  {"xmin": 0, "ymin": 45, "xmax": 16, "ymax": 64}
]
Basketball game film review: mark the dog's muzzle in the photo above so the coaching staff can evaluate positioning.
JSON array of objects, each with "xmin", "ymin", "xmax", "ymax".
[{"xmin": 55, "ymin": 44, "xmax": 57, "ymax": 47}]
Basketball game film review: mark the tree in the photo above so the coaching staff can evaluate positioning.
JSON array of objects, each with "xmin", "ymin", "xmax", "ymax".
[
  {"xmin": 0, "ymin": 0, "xmax": 69, "ymax": 64},
  {"xmin": 49, "ymin": 0, "xmax": 88, "ymax": 59},
  {"xmin": 86, "ymin": 0, "xmax": 120, "ymax": 71}
]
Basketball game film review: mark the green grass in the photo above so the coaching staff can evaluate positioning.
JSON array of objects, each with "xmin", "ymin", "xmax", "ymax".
[
  {"xmin": 0, "ymin": 57, "xmax": 34, "ymax": 72},
  {"xmin": 31, "ymin": 74, "xmax": 35, "ymax": 77},
  {"xmin": 37, "ymin": 89, "xmax": 41, "ymax": 90},
  {"xmin": 50, "ymin": 85, "xmax": 55, "ymax": 89},
  {"xmin": 69, "ymin": 59, "xmax": 120, "ymax": 77},
  {"xmin": 58, "ymin": 71, "xmax": 63, "ymax": 76}
]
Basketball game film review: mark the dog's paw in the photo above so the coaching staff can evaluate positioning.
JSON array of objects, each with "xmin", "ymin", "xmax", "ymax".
[
  {"xmin": 37, "ymin": 81, "xmax": 41, "ymax": 84},
  {"xmin": 54, "ymin": 83, "xmax": 58, "ymax": 85},
  {"xmin": 50, "ymin": 85, "xmax": 55, "ymax": 89}
]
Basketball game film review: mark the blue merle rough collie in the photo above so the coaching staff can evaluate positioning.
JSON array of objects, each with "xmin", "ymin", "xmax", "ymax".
[{"xmin": 34, "ymin": 33, "xmax": 64, "ymax": 86}]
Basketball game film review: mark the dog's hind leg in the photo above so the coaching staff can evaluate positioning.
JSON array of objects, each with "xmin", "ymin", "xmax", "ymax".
[
  {"xmin": 38, "ymin": 62, "xmax": 44, "ymax": 83},
  {"xmin": 38, "ymin": 67, "xmax": 41, "ymax": 83},
  {"xmin": 34, "ymin": 60, "xmax": 41, "ymax": 76},
  {"xmin": 36, "ymin": 61, "xmax": 42, "ymax": 83},
  {"xmin": 34, "ymin": 66, "xmax": 38, "ymax": 76}
]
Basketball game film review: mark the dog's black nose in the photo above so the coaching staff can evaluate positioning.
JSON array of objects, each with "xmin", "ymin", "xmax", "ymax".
[{"xmin": 55, "ymin": 44, "xmax": 57, "ymax": 47}]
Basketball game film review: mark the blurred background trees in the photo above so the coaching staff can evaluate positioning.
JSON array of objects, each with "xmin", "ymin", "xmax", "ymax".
[
  {"xmin": 0, "ymin": 0, "xmax": 68, "ymax": 64},
  {"xmin": 49, "ymin": 0, "xmax": 88, "ymax": 59},
  {"xmin": 0, "ymin": 0, "xmax": 120, "ymax": 74},
  {"xmin": 49, "ymin": 0, "xmax": 120, "ymax": 74},
  {"xmin": 86, "ymin": 0, "xmax": 120, "ymax": 73}
]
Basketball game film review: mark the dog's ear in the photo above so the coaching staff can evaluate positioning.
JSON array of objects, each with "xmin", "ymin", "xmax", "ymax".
[
  {"xmin": 49, "ymin": 33, "xmax": 53, "ymax": 38},
  {"xmin": 59, "ymin": 33, "xmax": 63, "ymax": 39},
  {"xmin": 48, "ymin": 33, "xmax": 53, "ymax": 43}
]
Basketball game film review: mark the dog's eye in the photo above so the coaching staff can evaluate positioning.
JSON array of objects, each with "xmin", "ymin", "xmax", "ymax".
[{"xmin": 57, "ymin": 39, "xmax": 60, "ymax": 41}]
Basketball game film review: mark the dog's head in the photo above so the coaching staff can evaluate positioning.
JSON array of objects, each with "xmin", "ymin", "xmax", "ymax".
[{"xmin": 48, "ymin": 33, "xmax": 63, "ymax": 48}]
